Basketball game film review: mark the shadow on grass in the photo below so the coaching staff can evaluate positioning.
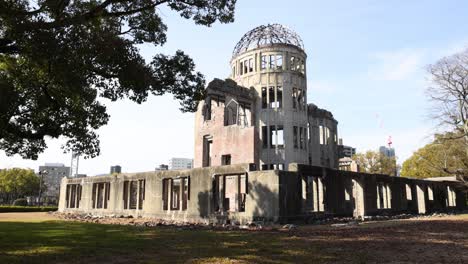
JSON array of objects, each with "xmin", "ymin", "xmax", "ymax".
[
  {"xmin": 0, "ymin": 219, "xmax": 466, "ymax": 263},
  {"xmin": 0, "ymin": 221, "xmax": 333, "ymax": 264}
]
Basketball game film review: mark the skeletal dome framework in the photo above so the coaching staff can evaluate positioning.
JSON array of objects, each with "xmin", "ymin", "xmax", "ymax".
[{"xmin": 232, "ymin": 24, "xmax": 305, "ymax": 57}]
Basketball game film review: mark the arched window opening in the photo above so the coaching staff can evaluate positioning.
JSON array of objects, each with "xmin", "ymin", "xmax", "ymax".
[{"xmin": 224, "ymin": 99, "xmax": 239, "ymax": 126}]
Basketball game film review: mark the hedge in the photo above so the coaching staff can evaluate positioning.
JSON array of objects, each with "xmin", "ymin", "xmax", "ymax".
[{"xmin": 0, "ymin": 206, "xmax": 58, "ymax": 213}]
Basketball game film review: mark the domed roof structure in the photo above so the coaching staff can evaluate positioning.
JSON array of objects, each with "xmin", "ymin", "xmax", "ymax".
[{"xmin": 232, "ymin": 24, "xmax": 304, "ymax": 57}]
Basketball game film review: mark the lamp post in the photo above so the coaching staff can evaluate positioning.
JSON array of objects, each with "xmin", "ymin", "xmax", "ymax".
[{"xmin": 38, "ymin": 170, "xmax": 47, "ymax": 206}]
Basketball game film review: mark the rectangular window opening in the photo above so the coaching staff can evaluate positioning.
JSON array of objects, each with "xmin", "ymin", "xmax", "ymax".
[
  {"xmin": 66, "ymin": 184, "xmax": 82, "ymax": 209},
  {"xmin": 293, "ymin": 126, "xmax": 298, "ymax": 149},
  {"xmin": 406, "ymin": 184, "xmax": 412, "ymax": 200},
  {"xmin": 215, "ymin": 174, "xmax": 247, "ymax": 213},
  {"xmin": 261, "ymin": 87, "xmax": 267, "ymax": 109},
  {"xmin": 299, "ymin": 127, "xmax": 304, "ymax": 149},
  {"xmin": 202, "ymin": 136, "xmax": 212, "ymax": 167},
  {"xmin": 269, "ymin": 54, "xmax": 275, "ymax": 69},
  {"xmin": 277, "ymin": 126, "xmax": 284, "ymax": 148},
  {"xmin": 277, "ymin": 86, "xmax": 282, "ymax": 109},
  {"xmin": 221, "ymin": 154, "xmax": 232, "ymax": 165},
  {"xmin": 319, "ymin": 125, "xmax": 324, "ymax": 145},
  {"xmin": 292, "ymin": 88, "xmax": 298, "ymax": 109},
  {"xmin": 261, "ymin": 55, "xmax": 267, "ymax": 69},
  {"xmin": 262, "ymin": 126, "xmax": 268, "ymax": 148},
  {"xmin": 268, "ymin": 86, "xmax": 275, "ymax": 108},
  {"xmin": 290, "ymin": 56, "xmax": 296, "ymax": 70},
  {"xmin": 276, "ymin": 55, "xmax": 283, "ymax": 69},
  {"xmin": 161, "ymin": 176, "xmax": 190, "ymax": 211},
  {"xmin": 171, "ymin": 179, "xmax": 181, "ymax": 210}
]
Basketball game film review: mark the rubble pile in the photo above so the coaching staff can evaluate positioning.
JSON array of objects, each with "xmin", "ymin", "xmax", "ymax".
[{"xmin": 51, "ymin": 211, "xmax": 460, "ymax": 231}]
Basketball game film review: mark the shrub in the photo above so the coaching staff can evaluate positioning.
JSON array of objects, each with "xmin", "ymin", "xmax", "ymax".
[
  {"xmin": 12, "ymin": 198, "xmax": 28, "ymax": 206},
  {"xmin": 0, "ymin": 206, "xmax": 58, "ymax": 213}
]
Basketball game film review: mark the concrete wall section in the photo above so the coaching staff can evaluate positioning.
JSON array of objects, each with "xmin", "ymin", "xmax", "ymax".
[
  {"xmin": 60, "ymin": 163, "xmax": 467, "ymax": 224},
  {"xmin": 290, "ymin": 164, "xmax": 467, "ymax": 219}
]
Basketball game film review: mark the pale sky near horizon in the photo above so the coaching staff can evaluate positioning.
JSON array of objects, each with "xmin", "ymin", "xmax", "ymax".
[{"xmin": 1, "ymin": 0, "xmax": 467, "ymax": 175}]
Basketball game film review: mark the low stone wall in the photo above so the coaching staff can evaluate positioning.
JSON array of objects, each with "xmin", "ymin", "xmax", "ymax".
[
  {"xmin": 59, "ymin": 164, "xmax": 281, "ymax": 224},
  {"xmin": 59, "ymin": 163, "xmax": 467, "ymax": 224}
]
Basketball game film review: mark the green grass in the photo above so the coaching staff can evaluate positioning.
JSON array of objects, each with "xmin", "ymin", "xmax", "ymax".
[
  {"xmin": 0, "ymin": 206, "xmax": 57, "ymax": 213},
  {"xmin": 0, "ymin": 220, "xmax": 354, "ymax": 264}
]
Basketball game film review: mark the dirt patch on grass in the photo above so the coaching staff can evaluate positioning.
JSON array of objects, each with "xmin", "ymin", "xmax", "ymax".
[
  {"xmin": 292, "ymin": 214, "xmax": 468, "ymax": 263},
  {"xmin": 0, "ymin": 212, "xmax": 58, "ymax": 222}
]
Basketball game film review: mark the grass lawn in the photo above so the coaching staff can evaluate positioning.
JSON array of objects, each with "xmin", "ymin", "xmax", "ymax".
[{"xmin": 0, "ymin": 213, "xmax": 466, "ymax": 264}]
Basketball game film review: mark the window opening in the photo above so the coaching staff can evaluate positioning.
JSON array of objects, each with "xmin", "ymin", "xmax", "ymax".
[
  {"xmin": 261, "ymin": 87, "xmax": 267, "ymax": 109},
  {"xmin": 292, "ymin": 88, "xmax": 298, "ymax": 109},
  {"xmin": 261, "ymin": 55, "xmax": 267, "ymax": 69},
  {"xmin": 293, "ymin": 126, "xmax": 298, "ymax": 148},
  {"xmin": 171, "ymin": 179, "xmax": 181, "ymax": 210},
  {"xmin": 268, "ymin": 86, "xmax": 275, "ymax": 108},
  {"xmin": 224, "ymin": 99, "xmax": 239, "ymax": 126},
  {"xmin": 262, "ymin": 126, "xmax": 268, "ymax": 148},
  {"xmin": 221, "ymin": 154, "xmax": 232, "ymax": 165}
]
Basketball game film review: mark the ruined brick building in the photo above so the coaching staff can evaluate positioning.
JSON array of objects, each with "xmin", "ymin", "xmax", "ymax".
[
  {"xmin": 58, "ymin": 25, "xmax": 467, "ymax": 224},
  {"xmin": 194, "ymin": 24, "xmax": 338, "ymax": 170}
]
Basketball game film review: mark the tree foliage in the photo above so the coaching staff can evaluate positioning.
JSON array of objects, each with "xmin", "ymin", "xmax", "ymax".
[
  {"xmin": 0, "ymin": 0, "xmax": 237, "ymax": 159},
  {"xmin": 0, "ymin": 168, "xmax": 40, "ymax": 204},
  {"xmin": 427, "ymin": 48, "xmax": 468, "ymax": 144},
  {"xmin": 401, "ymin": 131, "xmax": 468, "ymax": 179},
  {"xmin": 352, "ymin": 150, "xmax": 398, "ymax": 176}
]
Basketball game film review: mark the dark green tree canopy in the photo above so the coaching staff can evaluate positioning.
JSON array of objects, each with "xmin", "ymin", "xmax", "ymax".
[
  {"xmin": 0, "ymin": 168, "xmax": 40, "ymax": 203},
  {"xmin": 352, "ymin": 150, "xmax": 398, "ymax": 176},
  {"xmin": 0, "ymin": 0, "xmax": 236, "ymax": 159},
  {"xmin": 401, "ymin": 131, "xmax": 468, "ymax": 179}
]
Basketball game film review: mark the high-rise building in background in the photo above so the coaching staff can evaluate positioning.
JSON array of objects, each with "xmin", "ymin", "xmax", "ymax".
[
  {"xmin": 379, "ymin": 146, "xmax": 395, "ymax": 157},
  {"xmin": 337, "ymin": 139, "xmax": 356, "ymax": 158},
  {"xmin": 110, "ymin": 165, "xmax": 122, "ymax": 174},
  {"xmin": 38, "ymin": 163, "xmax": 70, "ymax": 203},
  {"xmin": 168, "ymin": 158, "xmax": 193, "ymax": 170}
]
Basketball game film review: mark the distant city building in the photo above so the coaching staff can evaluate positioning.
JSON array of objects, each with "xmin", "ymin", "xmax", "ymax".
[
  {"xmin": 338, "ymin": 157, "xmax": 359, "ymax": 172},
  {"xmin": 156, "ymin": 164, "xmax": 169, "ymax": 171},
  {"xmin": 337, "ymin": 139, "xmax": 356, "ymax": 159},
  {"xmin": 379, "ymin": 146, "xmax": 395, "ymax": 157},
  {"xmin": 110, "ymin": 165, "xmax": 122, "ymax": 174},
  {"xmin": 168, "ymin": 158, "xmax": 193, "ymax": 170},
  {"xmin": 38, "ymin": 163, "xmax": 70, "ymax": 203}
]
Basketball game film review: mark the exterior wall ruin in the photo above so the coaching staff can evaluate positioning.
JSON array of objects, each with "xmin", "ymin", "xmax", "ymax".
[
  {"xmin": 194, "ymin": 79, "xmax": 257, "ymax": 168},
  {"xmin": 193, "ymin": 49, "xmax": 339, "ymax": 170},
  {"xmin": 59, "ymin": 163, "xmax": 467, "ymax": 224}
]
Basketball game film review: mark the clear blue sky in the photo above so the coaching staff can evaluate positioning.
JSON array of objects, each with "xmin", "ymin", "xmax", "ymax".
[{"xmin": 1, "ymin": 0, "xmax": 467, "ymax": 175}]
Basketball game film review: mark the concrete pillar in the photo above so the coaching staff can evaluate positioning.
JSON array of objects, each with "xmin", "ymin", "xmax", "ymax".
[
  {"xmin": 301, "ymin": 177, "xmax": 307, "ymax": 213},
  {"xmin": 376, "ymin": 185, "xmax": 381, "ymax": 209},
  {"xmin": 318, "ymin": 177, "xmax": 324, "ymax": 212},
  {"xmin": 136, "ymin": 181, "xmax": 141, "ymax": 214},
  {"xmin": 352, "ymin": 179, "xmax": 365, "ymax": 219},
  {"xmin": 382, "ymin": 185, "xmax": 388, "ymax": 209},
  {"xmin": 386, "ymin": 185, "xmax": 392, "ymax": 209},
  {"xmin": 416, "ymin": 185, "xmax": 426, "ymax": 214},
  {"xmin": 312, "ymin": 177, "xmax": 318, "ymax": 212}
]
